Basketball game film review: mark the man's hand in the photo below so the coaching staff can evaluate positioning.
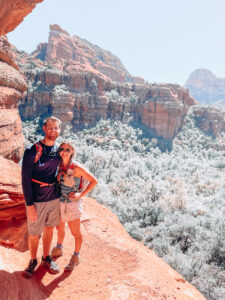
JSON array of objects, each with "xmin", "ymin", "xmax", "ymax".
[
  {"xmin": 68, "ymin": 192, "xmax": 82, "ymax": 202},
  {"xmin": 27, "ymin": 205, "xmax": 37, "ymax": 222}
]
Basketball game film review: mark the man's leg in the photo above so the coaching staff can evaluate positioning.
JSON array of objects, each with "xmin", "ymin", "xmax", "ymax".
[
  {"xmin": 23, "ymin": 216, "xmax": 41, "ymax": 278},
  {"xmin": 41, "ymin": 199, "xmax": 60, "ymax": 274},
  {"xmin": 28, "ymin": 234, "xmax": 39, "ymax": 259},
  {"xmin": 42, "ymin": 226, "xmax": 54, "ymax": 258}
]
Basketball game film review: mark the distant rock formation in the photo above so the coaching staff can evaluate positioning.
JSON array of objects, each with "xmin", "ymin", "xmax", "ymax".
[
  {"xmin": 193, "ymin": 106, "xmax": 225, "ymax": 137},
  {"xmin": 17, "ymin": 24, "xmax": 197, "ymax": 139},
  {"xmin": 32, "ymin": 24, "xmax": 135, "ymax": 83},
  {"xmin": 185, "ymin": 68, "xmax": 225, "ymax": 105}
]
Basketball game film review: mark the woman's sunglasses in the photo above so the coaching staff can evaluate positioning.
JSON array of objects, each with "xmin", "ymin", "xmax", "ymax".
[{"xmin": 59, "ymin": 148, "xmax": 71, "ymax": 153}]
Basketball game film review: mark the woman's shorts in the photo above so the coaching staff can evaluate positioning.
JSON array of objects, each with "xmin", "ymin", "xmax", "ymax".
[{"xmin": 60, "ymin": 199, "xmax": 83, "ymax": 223}]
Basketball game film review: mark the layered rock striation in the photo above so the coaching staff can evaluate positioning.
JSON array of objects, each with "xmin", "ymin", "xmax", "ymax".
[
  {"xmin": 18, "ymin": 24, "xmax": 197, "ymax": 138},
  {"xmin": 185, "ymin": 68, "xmax": 225, "ymax": 105},
  {"xmin": 0, "ymin": 0, "xmax": 43, "ymax": 162},
  {"xmin": 0, "ymin": 35, "xmax": 26, "ymax": 162},
  {"xmin": 0, "ymin": 156, "xmax": 27, "ymax": 251}
]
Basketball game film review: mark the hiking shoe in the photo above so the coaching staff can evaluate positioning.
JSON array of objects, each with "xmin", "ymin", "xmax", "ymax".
[
  {"xmin": 64, "ymin": 255, "xmax": 80, "ymax": 272},
  {"xmin": 41, "ymin": 256, "xmax": 60, "ymax": 274},
  {"xmin": 51, "ymin": 246, "xmax": 63, "ymax": 258},
  {"xmin": 22, "ymin": 259, "xmax": 38, "ymax": 278}
]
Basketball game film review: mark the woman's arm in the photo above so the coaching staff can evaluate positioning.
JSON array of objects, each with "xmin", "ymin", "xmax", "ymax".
[{"xmin": 69, "ymin": 163, "xmax": 98, "ymax": 201}]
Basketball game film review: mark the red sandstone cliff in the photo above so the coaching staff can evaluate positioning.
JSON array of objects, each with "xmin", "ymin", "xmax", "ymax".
[
  {"xmin": 0, "ymin": 0, "xmax": 43, "ymax": 162},
  {"xmin": 0, "ymin": 36, "xmax": 26, "ymax": 162},
  {"xmin": 0, "ymin": 0, "xmax": 43, "ymax": 36},
  {"xmin": 17, "ymin": 24, "xmax": 197, "ymax": 138},
  {"xmin": 0, "ymin": 157, "xmax": 27, "ymax": 251}
]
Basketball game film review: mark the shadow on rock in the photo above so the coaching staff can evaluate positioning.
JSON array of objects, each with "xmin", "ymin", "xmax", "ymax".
[{"xmin": 0, "ymin": 265, "xmax": 72, "ymax": 300}]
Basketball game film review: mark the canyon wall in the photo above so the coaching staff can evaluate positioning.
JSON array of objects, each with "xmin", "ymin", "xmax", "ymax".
[
  {"xmin": 0, "ymin": 35, "xmax": 26, "ymax": 162},
  {"xmin": 18, "ymin": 24, "xmax": 197, "ymax": 139},
  {"xmin": 0, "ymin": 0, "xmax": 43, "ymax": 162},
  {"xmin": 0, "ymin": 0, "xmax": 43, "ymax": 251}
]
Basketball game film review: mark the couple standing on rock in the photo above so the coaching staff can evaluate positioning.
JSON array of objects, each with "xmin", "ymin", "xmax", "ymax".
[{"xmin": 21, "ymin": 116, "xmax": 98, "ymax": 278}]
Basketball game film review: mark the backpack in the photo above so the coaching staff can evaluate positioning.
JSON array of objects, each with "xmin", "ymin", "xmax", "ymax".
[
  {"xmin": 33, "ymin": 141, "xmax": 58, "ymax": 163},
  {"xmin": 34, "ymin": 142, "xmax": 43, "ymax": 164}
]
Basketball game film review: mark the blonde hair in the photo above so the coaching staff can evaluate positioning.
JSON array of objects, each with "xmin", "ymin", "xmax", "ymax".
[
  {"xmin": 43, "ymin": 116, "xmax": 61, "ymax": 128},
  {"xmin": 58, "ymin": 140, "xmax": 76, "ymax": 162}
]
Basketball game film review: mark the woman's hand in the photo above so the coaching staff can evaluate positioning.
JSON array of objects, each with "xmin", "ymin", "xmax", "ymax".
[{"xmin": 68, "ymin": 192, "xmax": 82, "ymax": 202}]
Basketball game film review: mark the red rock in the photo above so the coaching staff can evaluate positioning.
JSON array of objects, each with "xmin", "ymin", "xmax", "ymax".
[
  {"xmin": 0, "ymin": 109, "xmax": 24, "ymax": 163},
  {"xmin": 0, "ymin": 36, "xmax": 19, "ymax": 70},
  {"xmin": 193, "ymin": 106, "xmax": 225, "ymax": 137},
  {"xmin": 0, "ymin": 2, "xmax": 34, "ymax": 163},
  {"xmin": 0, "ymin": 0, "xmax": 43, "ymax": 36},
  {"xmin": 0, "ymin": 61, "xmax": 27, "ymax": 92},
  {"xmin": 0, "ymin": 194, "xmax": 206, "ymax": 299},
  {"xmin": 33, "ymin": 24, "xmax": 133, "ymax": 83},
  {"xmin": 0, "ymin": 156, "xmax": 27, "ymax": 252},
  {"xmin": 0, "ymin": 87, "xmax": 21, "ymax": 109}
]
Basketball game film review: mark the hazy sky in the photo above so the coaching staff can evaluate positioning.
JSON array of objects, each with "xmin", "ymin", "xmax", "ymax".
[{"xmin": 7, "ymin": 0, "xmax": 225, "ymax": 85}]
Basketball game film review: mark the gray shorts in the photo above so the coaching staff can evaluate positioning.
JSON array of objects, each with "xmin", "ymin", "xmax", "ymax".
[{"xmin": 27, "ymin": 198, "xmax": 60, "ymax": 236}]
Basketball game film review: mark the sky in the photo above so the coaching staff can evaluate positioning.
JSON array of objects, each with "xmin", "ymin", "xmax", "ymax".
[{"xmin": 7, "ymin": 0, "xmax": 225, "ymax": 85}]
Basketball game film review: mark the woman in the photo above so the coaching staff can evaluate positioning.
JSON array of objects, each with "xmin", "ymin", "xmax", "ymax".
[{"xmin": 51, "ymin": 140, "xmax": 98, "ymax": 271}]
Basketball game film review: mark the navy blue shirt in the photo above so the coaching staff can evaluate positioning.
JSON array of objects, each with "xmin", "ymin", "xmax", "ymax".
[{"xmin": 22, "ymin": 141, "xmax": 61, "ymax": 206}]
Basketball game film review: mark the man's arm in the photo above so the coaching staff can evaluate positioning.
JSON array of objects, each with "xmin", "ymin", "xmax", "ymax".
[{"xmin": 22, "ymin": 146, "xmax": 37, "ymax": 222}]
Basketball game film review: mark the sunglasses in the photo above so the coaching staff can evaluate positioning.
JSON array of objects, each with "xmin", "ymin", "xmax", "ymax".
[{"xmin": 59, "ymin": 148, "xmax": 71, "ymax": 153}]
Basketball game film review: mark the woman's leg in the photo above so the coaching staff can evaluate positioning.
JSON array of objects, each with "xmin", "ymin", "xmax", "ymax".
[
  {"xmin": 68, "ymin": 218, "xmax": 82, "ymax": 253},
  {"xmin": 51, "ymin": 219, "xmax": 65, "ymax": 258},
  {"xmin": 56, "ymin": 219, "xmax": 65, "ymax": 244}
]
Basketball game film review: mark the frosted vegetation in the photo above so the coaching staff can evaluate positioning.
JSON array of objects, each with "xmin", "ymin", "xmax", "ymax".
[{"xmin": 22, "ymin": 106, "xmax": 225, "ymax": 300}]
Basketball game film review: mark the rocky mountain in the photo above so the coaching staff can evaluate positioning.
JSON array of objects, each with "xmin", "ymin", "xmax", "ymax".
[
  {"xmin": 185, "ymin": 68, "xmax": 225, "ymax": 105},
  {"xmin": 16, "ymin": 24, "xmax": 197, "ymax": 139}
]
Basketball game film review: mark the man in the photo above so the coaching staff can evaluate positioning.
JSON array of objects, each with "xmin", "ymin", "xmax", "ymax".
[{"xmin": 22, "ymin": 116, "xmax": 61, "ymax": 278}]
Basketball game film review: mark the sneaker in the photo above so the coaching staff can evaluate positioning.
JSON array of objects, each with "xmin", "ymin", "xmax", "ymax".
[
  {"xmin": 51, "ymin": 246, "xmax": 63, "ymax": 258},
  {"xmin": 42, "ymin": 255, "xmax": 60, "ymax": 274},
  {"xmin": 22, "ymin": 259, "xmax": 38, "ymax": 278},
  {"xmin": 64, "ymin": 255, "xmax": 80, "ymax": 272}
]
